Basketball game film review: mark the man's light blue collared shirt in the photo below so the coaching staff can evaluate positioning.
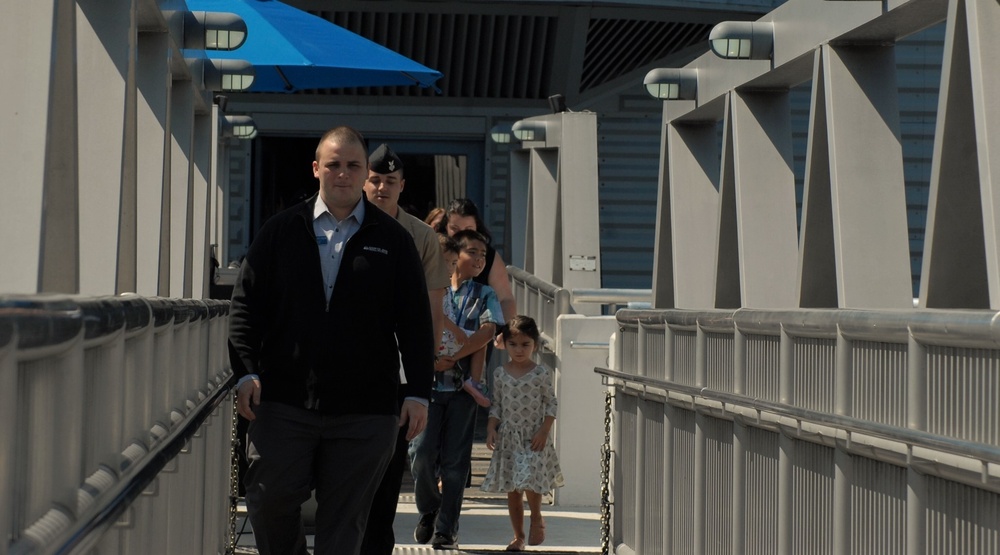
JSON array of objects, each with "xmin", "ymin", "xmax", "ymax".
[{"xmin": 313, "ymin": 196, "xmax": 364, "ymax": 303}]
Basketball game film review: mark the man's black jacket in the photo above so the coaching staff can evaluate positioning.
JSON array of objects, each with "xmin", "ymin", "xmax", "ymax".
[{"xmin": 228, "ymin": 195, "xmax": 434, "ymax": 415}]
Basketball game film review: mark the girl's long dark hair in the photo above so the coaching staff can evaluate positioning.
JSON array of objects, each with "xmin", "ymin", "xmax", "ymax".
[{"xmin": 435, "ymin": 198, "xmax": 493, "ymax": 244}]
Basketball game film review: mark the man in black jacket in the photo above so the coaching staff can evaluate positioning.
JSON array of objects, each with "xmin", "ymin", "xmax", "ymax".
[{"xmin": 228, "ymin": 126, "xmax": 434, "ymax": 555}]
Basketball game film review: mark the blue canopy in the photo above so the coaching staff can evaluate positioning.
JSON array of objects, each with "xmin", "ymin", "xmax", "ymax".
[{"xmin": 185, "ymin": 0, "xmax": 442, "ymax": 92}]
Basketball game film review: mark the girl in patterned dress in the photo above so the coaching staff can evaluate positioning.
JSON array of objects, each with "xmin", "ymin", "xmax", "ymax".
[{"xmin": 480, "ymin": 315, "xmax": 564, "ymax": 552}]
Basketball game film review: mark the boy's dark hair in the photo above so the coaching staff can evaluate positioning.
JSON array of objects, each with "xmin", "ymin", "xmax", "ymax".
[
  {"xmin": 437, "ymin": 232, "xmax": 460, "ymax": 255},
  {"xmin": 501, "ymin": 315, "xmax": 541, "ymax": 343},
  {"xmin": 451, "ymin": 229, "xmax": 489, "ymax": 251}
]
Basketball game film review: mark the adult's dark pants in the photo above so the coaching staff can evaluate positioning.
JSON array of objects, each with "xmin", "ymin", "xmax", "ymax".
[
  {"xmin": 360, "ymin": 398, "xmax": 410, "ymax": 555},
  {"xmin": 244, "ymin": 402, "xmax": 397, "ymax": 555}
]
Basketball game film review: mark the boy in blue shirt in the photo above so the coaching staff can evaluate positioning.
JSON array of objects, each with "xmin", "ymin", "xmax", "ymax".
[{"xmin": 410, "ymin": 229, "xmax": 504, "ymax": 549}]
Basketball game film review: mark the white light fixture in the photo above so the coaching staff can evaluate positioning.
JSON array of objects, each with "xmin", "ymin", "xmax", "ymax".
[
  {"xmin": 223, "ymin": 115, "xmax": 258, "ymax": 139},
  {"xmin": 511, "ymin": 120, "xmax": 545, "ymax": 142},
  {"xmin": 203, "ymin": 59, "xmax": 255, "ymax": 92},
  {"xmin": 185, "ymin": 12, "xmax": 248, "ymax": 51},
  {"xmin": 708, "ymin": 21, "xmax": 773, "ymax": 60},
  {"xmin": 490, "ymin": 124, "xmax": 514, "ymax": 144},
  {"xmin": 642, "ymin": 68, "xmax": 698, "ymax": 100}
]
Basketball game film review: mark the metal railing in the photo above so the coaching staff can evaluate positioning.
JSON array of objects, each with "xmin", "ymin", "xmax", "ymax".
[
  {"xmin": 601, "ymin": 308, "xmax": 1000, "ymax": 555},
  {"xmin": 0, "ymin": 295, "xmax": 234, "ymax": 555},
  {"xmin": 507, "ymin": 265, "xmax": 651, "ymax": 347},
  {"xmin": 506, "ymin": 266, "xmax": 654, "ymax": 509},
  {"xmin": 570, "ymin": 289, "xmax": 652, "ymax": 315},
  {"xmin": 508, "ymin": 266, "xmax": 572, "ymax": 349}
]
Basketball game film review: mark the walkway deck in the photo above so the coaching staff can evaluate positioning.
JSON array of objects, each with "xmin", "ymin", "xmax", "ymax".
[{"xmin": 235, "ymin": 441, "xmax": 602, "ymax": 554}]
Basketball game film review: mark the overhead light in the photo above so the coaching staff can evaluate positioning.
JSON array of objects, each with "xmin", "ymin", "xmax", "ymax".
[
  {"xmin": 222, "ymin": 115, "xmax": 257, "ymax": 139},
  {"xmin": 512, "ymin": 120, "xmax": 545, "ymax": 142},
  {"xmin": 203, "ymin": 59, "xmax": 255, "ymax": 91},
  {"xmin": 184, "ymin": 11, "xmax": 248, "ymax": 51},
  {"xmin": 642, "ymin": 68, "xmax": 698, "ymax": 100},
  {"xmin": 708, "ymin": 21, "xmax": 773, "ymax": 60},
  {"xmin": 548, "ymin": 94, "xmax": 567, "ymax": 114},
  {"xmin": 490, "ymin": 124, "xmax": 514, "ymax": 144}
]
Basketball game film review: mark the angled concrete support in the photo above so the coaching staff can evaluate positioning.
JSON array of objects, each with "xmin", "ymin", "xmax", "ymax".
[
  {"xmin": 513, "ymin": 112, "xmax": 602, "ymax": 312},
  {"xmin": 508, "ymin": 150, "xmax": 530, "ymax": 270},
  {"xmin": 920, "ymin": 0, "xmax": 1000, "ymax": 308},
  {"xmin": 78, "ymin": 0, "xmax": 134, "ymax": 295},
  {"xmin": 665, "ymin": 121, "xmax": 721, "ymax": 309},
  {"xmin": 527, "ymin": 148, "xmax": 560, "ymax": 283},
  {"xmin": 193, "ymin": 113, "xmax": 214, "ymax": 299},
  {"xmin": 137, "ymin": 32, "xmax": 171, "ymax": 297},
  {"xmin": 716, "ymin": 90, "xmax": 798, "ymax": 309},
  {"xmin": 38, "ymin": 0, "xmax": 81, "ymax": 294},
  {"xmin": 2, "ymin": 3, "xmax": 61, "ymax": 292},
  {"xmin": 169, "ymin": 82, "xmax": 195, "ymax": 298},
  {"xmin": 798, "ymin": 44, "xmax": 912, "ymax": 309},
  {"xmin": 651, "ymin": 111, "xmax": 675, "ymax": 309}
]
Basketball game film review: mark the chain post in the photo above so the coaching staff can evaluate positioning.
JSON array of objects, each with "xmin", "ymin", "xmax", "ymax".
[
  {"xmin": 227, "ymin": 390, "xmax": 239, "ymax": 554},
  {"xmin": 600, "ymin": 388, "xmax": 614, "ymax": 555}
]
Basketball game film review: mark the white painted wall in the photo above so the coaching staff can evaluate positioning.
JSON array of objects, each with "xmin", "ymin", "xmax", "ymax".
[{"xmin": 552, "ymin": 314, "xmax": 617, "ymax": 507}]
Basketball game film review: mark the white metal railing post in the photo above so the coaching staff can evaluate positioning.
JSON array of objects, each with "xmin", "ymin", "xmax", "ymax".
[
  {"xmin": 732, "ymin": 419, "xmax": 747, "ymax": 554},
  {"xmin": 611, "ymin": 386, "xmax": 624, "ymax": 552},
  {"xmin": 664, "ymin": 322, "xmax": 675, "ymax": 383},
  {"xmin": 907, "ymin": 332, "xmax": 928, "ymax": 554},
  {"xmin": 732, "ymin": 325, "xmax": 747, "ymax": 553},
  {"xmin": 634, "ymin": 396, "xmax": 647, "ymax": 555},
  {"xmin": 0, "ymin": 311, "xmax": 15, "ymax": 550},
  {"xmin": 22, "ymin": 304, "xmax": 88, "ymax": 540},
  {"xmin": 833, "ymin": 331, "xmax": 852, "ymax": 552},
  {"xmin": 778, "ymin": 325, "xmax": 794, "ymax": 555},
  {"xmin": 634, "ymin": 323, "xmax": 648, "ymax": 553},
  {"xmin": 149, "ymin": 306, "xmax": 174, "ymax": 555},
  {"xmin": 693, "ymin": 320, "xmax": 707, "ymax": 553},
  {"xmin": 120, "ymin": 298, "xmax": 153, "ymax": 553},
  {"xmin": 695, "ymin": 319, "xmax": 707, "ymax": 389},
  {"xmin": 693, "ymin": 411, "xmax": 707, "ymax": 554}
]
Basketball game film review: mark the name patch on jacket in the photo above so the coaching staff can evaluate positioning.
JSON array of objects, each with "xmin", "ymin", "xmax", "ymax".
[{"xmin": 363, "ymin": 246, "xmax": 389, "ymax": 255}]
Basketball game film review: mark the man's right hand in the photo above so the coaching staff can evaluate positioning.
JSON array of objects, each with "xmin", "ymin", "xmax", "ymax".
[{"xmin": 236, "ymin": 378, "xmax": 261, "ymax": 420}]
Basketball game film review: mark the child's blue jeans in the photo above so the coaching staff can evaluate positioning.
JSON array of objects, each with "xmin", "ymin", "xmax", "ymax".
[{"xmin": 408, "ymin": 389, "xmax": 478, "ymax": 539}]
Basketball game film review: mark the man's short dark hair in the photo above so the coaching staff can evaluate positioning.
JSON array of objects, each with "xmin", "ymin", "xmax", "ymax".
[{"xmin": 315, "ymin": 126, "xmax": 366, "ymax": 161}]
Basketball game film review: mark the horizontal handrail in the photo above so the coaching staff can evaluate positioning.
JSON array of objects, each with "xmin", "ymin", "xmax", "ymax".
[
  {"xmin": 10, "ymin": 373, "xmax": 236, "ymax": 555},
  {"xmin": 507, "ymin": 266, "xmax": 563, "ymax": 298},
  {"xmin": 1, "ymin": 294, "xmax": 233, "ymax": 554},
  {"xmin": 571, "ymin": 288, "xmax": 651, "ymax": 306},
  {"xmin": 595, "ymin": 366, "xmax": 1000, "ymax": 465},
  {"xmin": 615, "ymin": 307, "xmax": 1000, "ymax": 348}
]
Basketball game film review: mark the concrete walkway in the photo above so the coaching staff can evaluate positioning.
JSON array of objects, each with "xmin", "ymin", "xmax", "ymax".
[
  {"xmin": 235, "ymin": 441, "xmax": 604, "ymax": 554},
  {"xmin": 391, "ymin": 492, "xmax": 602, "ymax": 554}
]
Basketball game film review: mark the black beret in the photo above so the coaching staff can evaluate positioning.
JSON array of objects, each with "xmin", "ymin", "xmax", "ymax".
[{"xmin": 369, "ymin": 143, "xmax": 403, "ymax": 174}]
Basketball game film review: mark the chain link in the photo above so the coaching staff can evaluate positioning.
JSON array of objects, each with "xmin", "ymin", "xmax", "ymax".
[
  {"xmin": 599, "ymin": 388, "xmax": 614, "ymax": 555},
  {"xmin": 227, "ymin": 389, "xmax": 240, "ymax": 555}
]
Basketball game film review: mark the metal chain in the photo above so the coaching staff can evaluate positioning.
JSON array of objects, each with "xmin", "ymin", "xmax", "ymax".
[
  {"xmin": 227, "ymin": 390, "xmax": 240, "ymax": 555},
  {"xmin": 599, "ymin": 388, "xmax": 614, "ymax": 555}
]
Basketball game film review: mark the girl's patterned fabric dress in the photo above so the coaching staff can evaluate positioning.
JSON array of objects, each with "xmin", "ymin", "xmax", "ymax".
[{"xmin": 480, "ymin": 364, "xmax": 565, "ymax": 493}]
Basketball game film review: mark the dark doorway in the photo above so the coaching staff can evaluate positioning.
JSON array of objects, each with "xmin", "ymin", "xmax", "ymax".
[{"xmin": 251, "ymin": 136, "xmax": 483, "ymax": 239}]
